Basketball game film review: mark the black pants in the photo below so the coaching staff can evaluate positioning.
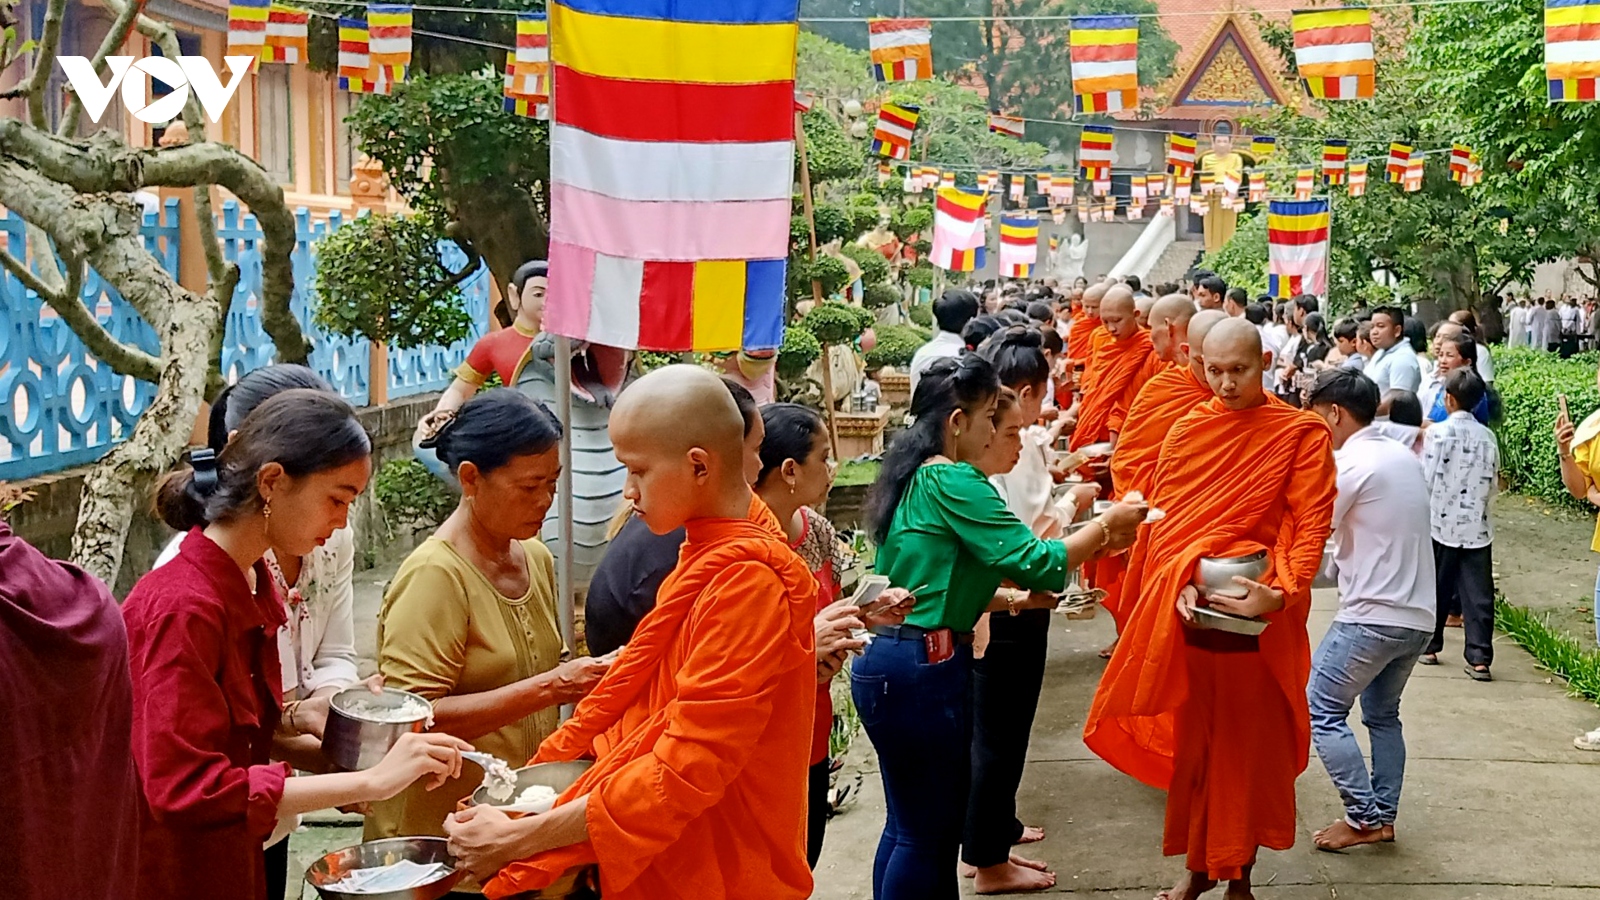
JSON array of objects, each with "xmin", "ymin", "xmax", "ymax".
[
  {"xmin": 1426, "ymin": 541, "xmax": 1495, "ymax": 666},
  {"xmin": 264, "ymin": 837, "xmax": 288, "ymax": 900},
  {"xmin": 808, "ymin": 758, "xmax": 831, "ymax": 868},
  {"xmin": 961, "ymin": 608, "xmax": 1050, "ymax": 868}
]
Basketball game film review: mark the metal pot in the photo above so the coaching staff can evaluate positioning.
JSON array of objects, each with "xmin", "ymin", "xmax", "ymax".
[
  {"xmin": 322, "ymin": 686, "xmax": 431, "ymax": 771},
  {"xmin": 1193, "ymin": 550, "xmax": 1269, "ymax": 599},
  {"xmin": 305, "ymin": 836, "xmax": 464, "ymax": 900},
  {"xmin": 469, "ymin": 760, "xmax": 594, "ymax": 809}
]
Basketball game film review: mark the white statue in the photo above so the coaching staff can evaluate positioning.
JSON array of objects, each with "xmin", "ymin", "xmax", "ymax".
[{"xmin": 1053, "ymin": 232, "xmax": 1089, "ymax": 284}]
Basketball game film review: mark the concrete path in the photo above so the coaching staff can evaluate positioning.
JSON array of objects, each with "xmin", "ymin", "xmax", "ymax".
[{"xmin": 809, "ymin": 591, "xmax": 1600, "ymax": 899}]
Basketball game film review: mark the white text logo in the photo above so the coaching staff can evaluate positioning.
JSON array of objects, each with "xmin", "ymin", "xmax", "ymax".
[{"xmin": 57, "ymin": 56, "xmax": 255, "ymax": 125}]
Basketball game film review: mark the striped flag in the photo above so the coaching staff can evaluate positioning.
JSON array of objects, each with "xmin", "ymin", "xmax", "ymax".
[
  {"xmin": 337, "ymin": 17, "xmax": 377, "ymax": 93},
  {"xmin": 1036, "ymin": 172, "xmax": 1053, "ymax": 195},
  {"xmin": 878, "ymin": 162, "xmax": 894, "ymax": 184},
  {"xmin": 262, "ymin": 2, "xmax": 308, "ymax": 63},
  {"xmin": 1250, "ymin": 135, "xmax": 1276, "ymax": 159},
  {"xmin": 1349, "ymin": 164, "xmax": 1368, "ymax": 196},
  {"xmin": 1450, "ymin": 143, "xmax": 1473, "ymax": 182},
  {"xmin": 1323, "ymin": 140, "xmax": 1349, "ymax": 184},
  {"xmin": 1147, "ymin": 173, "xmax": 1165, "ymax": 196},
  {"xmin": 1080, "ymin": 124, "xmax": 1114, "ymax": 192},
  {"xmin": 1130, "ymin": 174, "xmax": 1148, "ymax": 202},
  {"xmin": 1466, "ymin": 153, "xmax": 1483, "ymax": 186},
  {"xmin": 1159, "ymin": 196, "xmax": 1174, "ymax": 217},
  {"xmin": 999, "ymin": 213, "xmax": 1039, "ymax": 278},
  {"xmin": 1248, "ymin": 171, "xmax": 1266, "ymax": 203},
  {"xmin": 1547, "ymin": 0, "xmax": 1600, "ymax": 100},
  {"xmin": 932, "ymin": 187, "xmax": 988, "ymax": 272},
  {"xmin": 1052, "ymin": 208, "xmax": 1066, "ymax": 224},
  {"xmin": 1009, "ymin": 175, "xmax": 1025, "ymax": 204},
  {"xmin": 941, "ymin": 171, "xmax": 956, "ymax": 189},
  {"xmin": 1294, "ymin": 168, "xmax": 1315, "ymax": 200},
  {"xmin": 1051, "ymin": 174, "xmax": 1075, "ymax": 205},
  {"xmin": 1069, "ymin": 15, "xmax": 1139, "ymax": 113},
  {"xmin": 1404, "ymin": 156, "xmax": 1425, "ymax": 192},
  {"xmin": 1076, "ymin": 197, "xmax": 1089, "ymax": 221},
  {"xmin": 1220, "ymin": 169, "xmax": 1241, "ymax": 200},
  {"xmin": 871, "ymin": 103, "xmax": 919, "ymax": 160},
  {"xmin": 1267, "ymin": 198, "xmax": 1330, "ymax": 298},
  {"xmin": 869, "ymin": 18, "xmax": 933, "ymax": 82},
  {"xmin": 1167, "ymin": 132, "xmax": 1197, "ymax": 179},
  {"xmin": 976, "ymin": 171, "xmax": 993, "ymax": 193},
  {"xmin": 227, "ymin": 0, "xmax": 270, "ymax": 68},
  {"xmin": 1050, "ymin": 235, "xmax": 1060, "ymax": 254},
  {"xmin": 1292, "ymin": 7, "xmax": 1375, "ymax": 99},
  {"xmin": 543, "ymin": 0, "xmax": 799, "ymax": 353},
  {"xmin": 1387, "ymin": 141, "xmax": 1412, "ymax": 182},
  {"xmin": 989, "ymin": 114, "xmax": 1026, "ymax": 139},
  {"xmin": 504, "ymin": 11, "xmax": 550, "ymax": 118},
  {"xmin": 986, "ymin": 170, "xmax": 1001, "ymax": 193},
  {"xmin": 367, "ymin": 3, "xmax": 413, "ymax": 86}
]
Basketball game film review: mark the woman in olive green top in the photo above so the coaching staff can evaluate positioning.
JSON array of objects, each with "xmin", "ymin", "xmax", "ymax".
[
  {"xmin": 369, "ymin": 390, "xmax": 612, "ymax": 856},
  {"xmin": 853, "ymin": 354, "xmax": 1143, "ymax": 900}
]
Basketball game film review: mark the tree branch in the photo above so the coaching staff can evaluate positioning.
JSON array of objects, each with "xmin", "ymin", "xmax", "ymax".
[
  {"xmin": 0, "ymin": 243, "xmax": 161, "ymax": 381},
  {"xmin": 58, "ymin": 0, "xmax": 148, "ymax": 138},
  {"xmin": 24, "ymin": 0, "xmax": 66, "ymax": 129}
]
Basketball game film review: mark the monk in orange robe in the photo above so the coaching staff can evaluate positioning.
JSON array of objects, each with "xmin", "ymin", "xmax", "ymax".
[
  {"xmin": 1065, "ymin": 281, "xmax": 1108, "ymax": 378},
  {"xmin": 1070, "ymin": 287, "xmax": 1154, "ymax": 452},
  {"xmin": 1084, "ymin": 320, "xmax": 1336, "ymax": 900},
  {"xmin": 444, "ymin": 365, "xmax": 819, "ymax": 900}
]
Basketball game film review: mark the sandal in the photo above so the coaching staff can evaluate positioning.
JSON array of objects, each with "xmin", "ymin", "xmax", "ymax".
[
  {"xmin": 1464, "ymin": 664, "xmax": 1492, "ymax": 682},
  {"xmin": 1573, "ymin": 729, "xmax": 1600, "ymax": 751},
  {"xmin": 1418, "ymin": 653, "xmax": 1439, "ymax": 666}
]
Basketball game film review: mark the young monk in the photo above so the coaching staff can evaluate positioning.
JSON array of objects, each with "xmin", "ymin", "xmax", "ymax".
[
  {"xmin": 1065, "ymin": 281, "xmax": 1108, "ymax": 374},
  {"xmin": 444, "ymin": 365, "xmax": 820, "ymax": 900},
  {"xmin": 1084, "ymin": 320, "xmax": 1337, "ymax": 900},
  {"xmin": 1069, "ymin": 287, "xmax": 1155, "ymax": 452}
]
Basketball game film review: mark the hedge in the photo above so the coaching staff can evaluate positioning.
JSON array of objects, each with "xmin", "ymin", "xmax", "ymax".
[{"xmin": 1491, "ymin": 346, "xmax": 1600, "ymax": 511}]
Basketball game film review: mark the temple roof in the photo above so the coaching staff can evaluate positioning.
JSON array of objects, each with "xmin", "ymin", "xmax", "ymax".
[{"xmin": 1115, "ymin": 0, "xmax": 1298, "ymax": 122}]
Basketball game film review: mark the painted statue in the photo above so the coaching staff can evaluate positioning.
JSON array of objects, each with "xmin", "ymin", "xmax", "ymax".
[{"xmin": 1198, "ymin": 133, "xmax": 1246, "ymax": 253}]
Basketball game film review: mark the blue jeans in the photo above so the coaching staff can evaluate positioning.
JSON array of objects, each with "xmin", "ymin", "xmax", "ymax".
[
  {"xmin": 1308, "ymin": 620, "xmax": 1431, "ymax": 829},
  {"xmin": 851, "ymin": 630, "xmax": 973, "ymax": 900}
]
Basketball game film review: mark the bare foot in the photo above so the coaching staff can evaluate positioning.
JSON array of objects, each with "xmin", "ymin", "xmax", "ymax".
[
  {"xmin": 1446, "ymin": 613, "xmax": 1464, "ymax": 628},
  {"xmin": 1313, "ymin": 819, "xmax": 1388, "ymax": 851},
  {"xmin": 1100, "ymin": 638, "xmax": 1119, "ymax": 659},
  {"xmin": 1223, "ymin": 884, "xmax": 1254, "ymax": 900},
  {"xmin": 962, "ymin": 853, "xmax": 1048, "ymax": 878},
  {"xmin": 1155, "ymin": 871, "xmax": 1216, "ymax": 900},
  {"xmin": 960, "ymin": 862, "xmax": 976, "ymax": 879},
  {"xmin": 974, "ymin": 858, "xmax": 1056, "ymax": 894},
  {"xmin": 1017, "ymin": 825, "xmax": 1045, "ymax": 844}
]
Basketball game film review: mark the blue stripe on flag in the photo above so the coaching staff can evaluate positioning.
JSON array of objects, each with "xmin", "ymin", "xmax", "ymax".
[
  {"xmin": 1546, "ymin": 0, "xmax": 1598, "ymax": 9},
  {"xmin": 741, "ymin": 259, "xmax": 787, "ymax": 350},
  {"xmin": 555, "ymin": 0, "xmax": 798, "ymax": 23},
  {"xmin": 1074, "ymin": 14, "xmax": 1136, "ymax": 28}
]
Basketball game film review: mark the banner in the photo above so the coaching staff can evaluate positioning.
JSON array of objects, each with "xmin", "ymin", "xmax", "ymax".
[
  {"xmin": 869, "ymin": 18, "xmax": 933, "ymax": 81},
  {"xmin": 1069, "ymin": 15, "xmax": 1139, "ymax": 113},
  {"xmin": 1267, "ymin": 198, "xmax": 1330, "ymax": 298},
  {"xmin": 1292, "ymin": 7, "xmax": 1375, "ymax": 99}
]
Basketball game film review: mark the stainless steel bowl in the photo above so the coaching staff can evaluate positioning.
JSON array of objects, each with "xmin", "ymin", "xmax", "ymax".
[
  {"xmin": 1193, "ymin": 550, "xmax": 1269, "ymax": 599},
  {"xmin": 1190, "ymin": 606, "xmax": 1270, "ymax": 636},
  {"xmin": 1079, "ymin": 441, "xmax": 1114, "ymax": 459},
  {"xmin": 305, "ymin": 836, "xmax": 464, "ymax": 900},
  {"xmin": 322, "ymin": 687, "xmax": 431, "ymax": 771},
  {"xmin": 469, "ymin": 760, "xmax": 594, "ymax": 809}
]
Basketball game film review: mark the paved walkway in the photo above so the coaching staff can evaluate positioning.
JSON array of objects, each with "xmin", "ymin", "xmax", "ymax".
[{"xmin": 810, "ymin": 590, "xmax": 1600, "ymax": 899}]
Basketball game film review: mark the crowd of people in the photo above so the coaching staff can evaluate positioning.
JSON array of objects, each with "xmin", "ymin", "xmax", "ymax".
[
  {"xmin": 5, "ymin": 257, "xmax": 1591, "ymax": 900},
  {"xmin": 1503, "ymin": 292, "xmax": 1600, "ymax": 357}
]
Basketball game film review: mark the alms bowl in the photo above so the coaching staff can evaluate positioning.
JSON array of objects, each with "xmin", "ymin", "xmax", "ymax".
[{"xmin": 1194, "ymin": 551, "xmax": 1269, "ymax": 599}]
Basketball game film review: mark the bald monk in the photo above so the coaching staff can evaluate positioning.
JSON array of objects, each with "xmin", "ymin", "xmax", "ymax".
[
  {"xmin": 1069, "ymin": 286, "xmax": 1154, "ymax": 452},
  {"xmin": 1065, "ymin": 281, "xmax": 1109, "ymax": 375},
  {"xmin": 1084, "ymin": 320, "xmax": 1336, "ymax": 900},
  {"xmin": 1134, "ymin": 294, "xmax": 1156, "ymax": 330},
  {"xmin": 445, "ymin": 365, "xmax": 819, "ymax": 900}
]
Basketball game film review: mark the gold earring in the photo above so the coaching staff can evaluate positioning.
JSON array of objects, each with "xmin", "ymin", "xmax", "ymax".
[
  {"xmin": 955, "ymin": 429, "xmax": 961, "ymax": 437},
  {"xmin": 263, "ymin": 500, "xmax": 272, "ymax": 522}
]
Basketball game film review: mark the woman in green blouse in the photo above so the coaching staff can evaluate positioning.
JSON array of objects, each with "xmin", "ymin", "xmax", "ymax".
[{"xmin": 853, "ymin": 353, "xmax": 1144, "ymax": 900}]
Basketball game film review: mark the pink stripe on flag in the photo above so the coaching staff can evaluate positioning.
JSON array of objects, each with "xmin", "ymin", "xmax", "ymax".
[
  {"xmin": 550, "ymin": 183, "xmax": 790, "ymax": 262},
  {"xmin": 545, "ymin": 239, "xmax": 597, "ymax": 341}
]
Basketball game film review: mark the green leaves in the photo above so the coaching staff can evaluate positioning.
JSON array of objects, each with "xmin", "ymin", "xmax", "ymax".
[
  {"xmin": 864, "ymin": 324, "xmax": 929, "ymax": 370},
  {"xmin": 1492, "ymin": 347, "xmax": 1600, "ymax": 511},
  {"xmin": 312, "ymin": 212, "xmax": 476, "ymax": 350}
]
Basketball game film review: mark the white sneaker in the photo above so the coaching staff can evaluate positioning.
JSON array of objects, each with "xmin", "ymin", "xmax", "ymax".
[{"xmin": 1572, "ymin": 728, "xmax": 1600, "ymax": 751}]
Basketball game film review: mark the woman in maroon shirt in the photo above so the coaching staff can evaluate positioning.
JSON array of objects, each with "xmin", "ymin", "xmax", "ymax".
[{"xmin": 124, "ymin": 389, "xmax": 474, "ymax": 900}]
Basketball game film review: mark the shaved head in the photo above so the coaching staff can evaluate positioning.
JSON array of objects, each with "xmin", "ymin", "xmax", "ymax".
[
  {"xmin": 1149, "ymin": 293, "xmax": 1196, "ymax": 363},
  {"xmin": 1200, "ymin": 318, "xmax": 1269, "ymax": 410},
  {"xmin": 1101, "ymin": 290, "xmax": 1138, "ymax": 340},
  {"xmin": 1134, "ymin": 295, "xmax": 1156, "ymax": 329},
  {"xmin": 612, "ymin": 364, "xmax": 749, "ymax": 532},
  {"xmin": 1082, "ymin": 281, "xmax": 1108, "ymax": 317}
]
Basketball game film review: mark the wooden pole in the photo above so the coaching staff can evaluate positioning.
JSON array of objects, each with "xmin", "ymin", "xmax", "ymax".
[{"xmin": 795, "ymin": 107, "xmax": 841, "ymax": 461}]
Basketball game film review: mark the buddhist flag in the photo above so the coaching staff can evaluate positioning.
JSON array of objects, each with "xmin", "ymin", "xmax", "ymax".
[
  {"xmin": 1148, "ymin": 173, "xmax": 1166, "ymax": 196},
  {"xmin": 262, "ymin": 2, "xmax": 308, "ymax": 63},
  {"xmin": 1050, "ymin": 235, "xmax": 1060, "ymax": 254},
  {"xmin": 337, "ymin": 17, "xmax": 377, "ymax": 93},
  {"xmin": 1159, "ymin": 196, "xmax": 1174, "ymax": 217},
  {"xmin": 878, "ymin": 162, "xmax": 893, "ymax": 183},
  {"xmin": 1221, "ymin": 169, "xmax": 1241, "ymax": 200},
  {"xmin": 1404, "ymin": 156, "xmax": 1425, "ymax": 192},
  {"xmin": 999, "ymin": 213, "xmax": 1039, "ymax": 278},
  {"xmin": 1248, "ymin": 171, "xmax": 1266, "ymax": 202},
  {"xmin": 1037, "ymin": 172, "xmax": 1053, "ymax": 195},
  {"xmin": 976, "ymin": 171, "xmax": 993, "ymax": 193},
  {"xmin": 1051, "ymin": 174, "xmax": 1075, "ymax": 204},
  {"xmin": 504, "ymin": 11, "xmax": 550, "ymax": 118},
  {"xmin": 1130, "ymin": 174, "xmax": 1148, "ymax": 202},
  {"xmin": 367, "ymin": 3, "xmax": 412, "ymax": 86},
  {"xmin": 1293, "ymin": 7, "xmax": 1375, "ymax": 99},
  {"xmin": 871, "ymin": 103, "xmax": 920, "ymax": 160},
  {"xmin": 543, "ymin": 0, "xmax": 799, "ymax": 353},
  {"xmin": 1267, "ymin": 198, "xmax": 1330, "ymax": 298},
  {"xmin": 1547, "ymin": 0, "xmax": 1600, "ymax": 100},
  {"xmin": 1080, "ymin": 124, "xmax": 1114, "ymax": 192},
  {"xmin": 1250, "ymin": 135, "xmax": 1276, "ymax": 159},
  {"xmin": 1450, "ymin": 143, "xmax": 1473, "ymax": 182},
  {"xmin": 1070, "ymin": 15, "xmax": 1139, "ymax": 113},
  {"xmin": 1323, "ymin": 140, "xmax": 1349, "ymax": 184},
  {"xmin": 1076, "ymin": 197, "xmax": 1090, "ymax": 221},
  {"xmin": 869, "ymin": 18, "xmax": 933, "ymax": 82},
  {"xmin": 986, "ymin": 170, "xmax": 1001, "ymax": 193},
  {"xmin": 989, "ymin": 114, "xmax": 1026, "ymax": 139},
  {"xmin": 1466, "ymin": 153, "xmax": 1483, "ymax": 186},
  {"xmin": 1348, "ymin": 163, "xmax": 1368, "ymax": 196},
  {"xmin": 941, "ymin": 171, "xmax": 956, "ymax": 189},
  {"xmin": 1386, "ymin": 141, "xmax": 1412, "ymax": 182},
  {"xmin": 227, "ymin": 0, "xmax": 270, "ymax": 68},
  {"xmin": 1009, "ymin": 175, "xmax": 1026, "ymax": 204},
  {"xmin": 1167, "ymin": 132, "xmax": 1197, "ymax": 180},
  {"xmin": 932, "ymin": 187, "xmax": 988, "ymax": 272},
  {"xmin": 1294, "ymin": 168, "xmax": 1315, "ymax": 200}
]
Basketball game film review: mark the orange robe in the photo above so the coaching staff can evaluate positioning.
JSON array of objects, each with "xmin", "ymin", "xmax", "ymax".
[
  {"xmin": 1065, "ymin": 315, "xmax": 1102, "ymax": 368},
  {"xmin": 1101, "ymin": 365, "xmax": 1213, "ymax": 625},
  {"xmin": 1070, "ymin": 330, "xmax": 1154, "ymax": 452},
  {"xmin": 1083, "ymin": 396, "xmax": 1334, "ymax": 880},
  {"xmin": 485, "ymin": 499, "xmax": 819, "ymax": 900}
]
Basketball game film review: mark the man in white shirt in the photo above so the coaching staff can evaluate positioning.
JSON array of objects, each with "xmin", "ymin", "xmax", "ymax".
[
  {"xmin": 909, "ymin": 289, "xmax": 979, "ymax": 393},
  {"xmin": 1362, "ymin": 306, "xmax": 1421, "ymax": 393},
  {"xmin": 1245, "ymin": 302, "xmax": 1284, "ymax": 391},
  {"xmin": 1420, "ymin": 367, "xmax": 1499, "ymax": 680},
  {"xmin": 1530, "ymin": 299, "xmax": 1555, "ymax": 351},
  {"xmin": 1304, "ymin": 369, "xmax": 1436, "ymax": 851}
]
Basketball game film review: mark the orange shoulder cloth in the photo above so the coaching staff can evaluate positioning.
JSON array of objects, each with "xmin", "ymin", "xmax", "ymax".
[
  {"xmin": 1109, "ymin": 366, "xmax": 1211, "ymax": 499},
  {"xmin": 1066, "ymin": 316, "xmax": 1102, "ymax": 364},
  {"xmin": 1083, "ymin": 396, "xmax": 1335, "ymax": 790},
  {"xmin": 1069, "ymin": 330, "xmax": 1154, "ymax": 451}
]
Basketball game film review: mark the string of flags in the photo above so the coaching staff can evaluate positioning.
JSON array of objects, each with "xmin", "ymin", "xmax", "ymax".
[{"xmin": 503, "ymin": 12, "xmax": 549, "ymax": 119}]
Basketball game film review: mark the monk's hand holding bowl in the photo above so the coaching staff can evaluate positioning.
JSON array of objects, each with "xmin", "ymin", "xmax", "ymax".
[
  {"xmin": 445, "ymin": 803, "xmax": 537, "ymax": 879},
  {"xmin": 1206, "ymin": 576, "xmax": 1286, "ymax": 619},
  {"xmin": 1175, "ymin": 584, "xmax": 1202, "ymax": 623}
]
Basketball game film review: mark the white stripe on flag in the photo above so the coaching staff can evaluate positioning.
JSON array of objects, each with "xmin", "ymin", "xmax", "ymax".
[
  {"xmin": 369, "ymin": 37, "xmax": 409, "ymax": 54},
  {"xmin": 1545, "ymin": 40, "xmax": 1600, "ymax": 63},
  {"xmin": 870, "ymin": 28, "xmax": 932, "ymax": 50},
  {"xmin": 587, "ymin": 253, "xmax": 643, "ymax": 348},
  {"xmin": 550, "ymin": 125, "xmax": 794, "ymax": 203},
  {"xmin": 877, "ymin": 120, "xmax": 916, "ymax": 142},
  {"xmin": 1071, "ymin": 59, "xmax": 1138, "ymax": 79},
  {"xmin": 1294, "ymin": 43, "xmax": 1373, "ymax": 65},
  {"xmin": 1269, "ymin": 246, "xmax": 1329, "ymax": 270}
]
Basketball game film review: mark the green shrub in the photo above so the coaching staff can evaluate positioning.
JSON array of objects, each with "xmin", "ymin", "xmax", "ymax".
[
  {"xmin": 865, "ymin": 324, "xmax": 927, "ymax": 370},
  {"xmin": 1492, "ymin": 346, "xmax": 1599, "ymax": 510},
  {"xmin": 905, "ymin": 263, "xmax": 935, "ymax": 289},
  {"xmin": 908, "ymin": 302, "xmax": 933, "ymax": 329},
  {"xmin": 777, "ymin": 326, "xmax": 823, "ymax": 381},
  {"xmin": 790, "ymin": 254, "xmax": 852, "ymax": 301},
  {"xmin": 375, "ymin": 458, "xmax": 456, "ymax": 535},
  {"xmin": 840, "ymin": 242, "xmax": 890, "ymax": 289},
  {"xmin": 312, "ymin": 213, "xmax": 475, "ymax": 349},
  {"xmin": 801, "ymin": 301, "xmax": 871, "ymax": 346},
  {"xmin": 863, "ymin": 282, "xmax": 901, "ymax": 309}
]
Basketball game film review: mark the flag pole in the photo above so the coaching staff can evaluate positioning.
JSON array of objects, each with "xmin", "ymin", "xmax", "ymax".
[
  {"xmin": 554, "ymin": 334, "xmax": 575, "ymax": 719},
  {"xmin": 795, "ymin": 106, "xmax": 841, "ymax": 461}
]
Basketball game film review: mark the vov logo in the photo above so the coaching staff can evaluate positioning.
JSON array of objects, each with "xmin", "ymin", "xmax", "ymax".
[{"xmin": 56, "ymin": 56, "xmax": 256, "ymax": 125}]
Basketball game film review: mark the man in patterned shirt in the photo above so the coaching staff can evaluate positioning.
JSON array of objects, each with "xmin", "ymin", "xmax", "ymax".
[{"xmin": 1419, "ymin": 367, "xmax": 1499, "ymax": 680}]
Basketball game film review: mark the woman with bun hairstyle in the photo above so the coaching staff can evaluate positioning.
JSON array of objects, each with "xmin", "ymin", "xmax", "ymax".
[
  {"xmin": 370, "ymin": 389, "xmax": 614, "ymax": 848},
  {"xmin": 125, "ymin": 389, "xmax": 473, "ymax": 900}
]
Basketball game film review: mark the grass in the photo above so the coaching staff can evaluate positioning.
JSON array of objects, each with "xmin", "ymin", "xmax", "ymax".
[
  {"xmin": 1496, "ymin": 594, "xmax": 1600, "ymax": 704},
  {"xmin": 835, "ymin": 459, "xmax": 879, "ymax": 488}
]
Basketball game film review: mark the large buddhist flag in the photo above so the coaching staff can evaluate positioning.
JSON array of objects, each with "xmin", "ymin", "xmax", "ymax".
[
  {"xmin": 227, "ymin": 0, "xmax": 270, "ymax": 68},
  {"xmin": 869, "ymin": 18, "xmax": 933, "ymax": 82},
  {"xmin": 1167, "ymin": 132, "xmax": 1197, "ymax": 179},
  {"xmin": 989, "ymin": 114, "xmax": 1026, "ymax": 139},
  {"xmin": 932, "ymin": 187, "xmax": 988, "ymax": 272},
  {"xmin": 1080, "ymin": 124, "xmax": 1115, "ymax": 190},
  {"xmin": 1292, "ymin": 7, "xmax": 1375, "ymax": 99},
  {"xmin": 1323, "ymin": 140, "xmax": 1349, "ymax": 184},
  {"xmin": 871, "ymin": 102, "xmax": 919, "ymax": 159},
  {"xmin": 504, "ymin": 11, "xmax": 551, "ymax": 118},
  {"xmin": 1070, "ymin": 15, "xmax": 1139, "ymax": 113},
  {"xmin": 367, "ymin": 3, "xmax": 413, "ymax": 86},
  {"xmin": 1547, "ymin": 0, "xmax": 1600, "ymax": 100},
  {"xmin": 999, "ymin": 213, "xmax": 1039, "ymax": 278},
  {"xmin": 543, "ymin": 0, "xmax": 798, "ymax": 353},
  {"xmin": 1267, "ymin": 198, "xmax": 1330, "ymax": 298},
  {"xmin": 337, "ymin": 17, "xmax": 377, "ymax": 93},
  {"xmin": 262, "ymin": 2, "xmax": 308, "ymax": 63},
  {"xmin": 1386, "ymin": 141, "xmax": 1412, "ymax": 182}
]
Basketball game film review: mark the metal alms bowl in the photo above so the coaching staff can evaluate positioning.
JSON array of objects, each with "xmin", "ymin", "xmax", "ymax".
[
  {"xmin": 322, "ymin": 686, "xmax": 432, "ymax": 771},
  {"xmin": 1193, "ymin": 550, "xmax": 1269, "ymax": 599},
  {"xmin": 469, "ymin": 760, "xmax": 595, "ymax": 809},
  {"xmin": 305, "ymin": 836, "xmax": 464, "ymax": 900}
]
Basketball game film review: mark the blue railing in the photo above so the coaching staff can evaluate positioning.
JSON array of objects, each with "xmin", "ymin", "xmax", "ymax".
[{"xmin": 1, "ymin": 200, "xmax": 491, "ymax": 480}]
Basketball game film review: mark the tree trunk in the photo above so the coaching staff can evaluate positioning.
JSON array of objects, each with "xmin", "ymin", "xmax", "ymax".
[{"xmin": 448, "ymin": 181, "xmax": 548, "ymax": 323}]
